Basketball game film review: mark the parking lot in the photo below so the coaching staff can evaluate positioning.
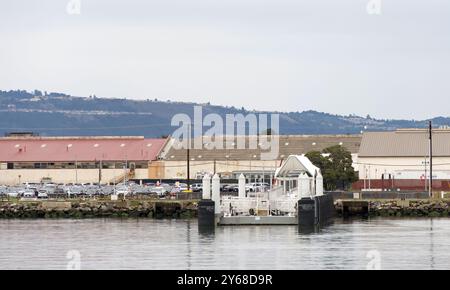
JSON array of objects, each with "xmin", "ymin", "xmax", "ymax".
[{"xmin": 0, "ymin": 182, "xmax": 203, "ymax": 200}]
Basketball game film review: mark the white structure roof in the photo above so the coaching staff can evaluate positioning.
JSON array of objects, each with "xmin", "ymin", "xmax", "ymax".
[{"xmin": 274, "ymin": 155, "xmax": 320, "ymax": 178}]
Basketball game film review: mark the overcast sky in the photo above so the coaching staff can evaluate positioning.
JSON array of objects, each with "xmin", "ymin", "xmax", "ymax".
[{"xmin": 1, "ymin": 0, "xmax": 449, "ymax": 119}]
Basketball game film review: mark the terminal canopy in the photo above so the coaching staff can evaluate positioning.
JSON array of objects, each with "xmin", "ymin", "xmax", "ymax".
[{"xmin": 274, "ymin": 155, "xmax": 320, "ymax": 178}]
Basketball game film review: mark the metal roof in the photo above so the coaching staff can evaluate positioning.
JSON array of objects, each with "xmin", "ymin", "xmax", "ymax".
[
  {"xmin": 161, "ymin": 135, "xmax": 361, "ymax": 161},
  {"xmin": 359, "ymin": 129, "xmax": 450, "ymax": 157},
  {"xmin": 0, "ymin": 136, "xmax": 168, "ymax": 162}
]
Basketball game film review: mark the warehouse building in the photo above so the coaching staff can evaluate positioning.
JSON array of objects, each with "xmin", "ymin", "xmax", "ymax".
[
  {"xmin": 152, "ymin": 135, "xmax": 361, "ymax": 181},
  {"xmin": 0, "ymin": 136, "xmax": 167, "ymax": 185},
  {"xmin": 354, "ymin": 129, "xmax": 450, "ymax": 191}
]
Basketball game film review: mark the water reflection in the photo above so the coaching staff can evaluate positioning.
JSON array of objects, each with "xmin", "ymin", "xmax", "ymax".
[
  {"xmin": 0, "ymin": 217, "xmax": 449, "ymax": 269},
  {"xmin": 198, "ymin": 226, "xmax": 215, "ymax": 236},
  {"xmin": 298, "ymin": 219, "xmax": 335, "ymax": 235},
  {"xmin": 430, "ymin": 219, "xmax": 435, "ymax": 270}
]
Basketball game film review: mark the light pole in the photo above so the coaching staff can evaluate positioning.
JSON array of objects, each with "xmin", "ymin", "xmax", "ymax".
[{"xmin": 186, "ymin": 124, "xmax": 191, "ymax": 191}]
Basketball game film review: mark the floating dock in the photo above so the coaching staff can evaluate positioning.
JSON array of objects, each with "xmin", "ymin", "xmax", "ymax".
[{"xmin": 198, "ymin": 155, "xmax": 336, "ymax": 230}]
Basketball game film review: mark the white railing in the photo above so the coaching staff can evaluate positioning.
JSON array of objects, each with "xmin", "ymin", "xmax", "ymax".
[
  {"xmin": 221, "ymin": 192, "xmax": 298, "ymax": 216},
  {"xmin": 269, "ymin": 198, "xmax": 297, "ymax": 215},
  {"xmin": 221, "ymin": 196, "xmax": 270, "ymax": 216},
  {"xmin": 267, "ymin": 185, "xmax": 284, "ymax": 201}
]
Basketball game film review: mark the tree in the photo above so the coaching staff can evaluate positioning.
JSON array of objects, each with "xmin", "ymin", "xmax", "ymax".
[
  {"xmin": 306, "ymin": 145, "xmax": 358, "ymax": 191},
  {"xmin": 305, "ymin": 151, "xmax": 330, "ymax": 170}
]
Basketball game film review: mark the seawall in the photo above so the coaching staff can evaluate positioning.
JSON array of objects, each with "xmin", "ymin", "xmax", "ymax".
[
  {"xmin": 2, "ymin": 198, "xmax": 450, "ymax": 219},
  {"xmin": 336, "ymin": 199, "xmax": 450, "ymax": 217},
  {"xmin": 0, "ymin": 199, "xmax": 198, "ymax": 219}
]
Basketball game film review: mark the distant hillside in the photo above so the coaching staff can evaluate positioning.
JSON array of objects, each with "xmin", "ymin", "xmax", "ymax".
[{"xmin": 1, "ymin": 89, "xmax": 449, "ymax": 137}]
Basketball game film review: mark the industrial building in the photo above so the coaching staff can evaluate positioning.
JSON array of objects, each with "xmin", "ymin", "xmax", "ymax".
[
  {"xmin": 0, "ymin": 134, "xmax": 362, "ymax": 185},
  {"xmin": 354, "ymin": 129, "xmax": 450, "ymax": 191},
  {"xmin": 152, "ymin": 135, "xmax": 361, "ymax": 181},
  {"xmin": 0, "ymin": 136, "xmax": 167, "ymax": 185}
]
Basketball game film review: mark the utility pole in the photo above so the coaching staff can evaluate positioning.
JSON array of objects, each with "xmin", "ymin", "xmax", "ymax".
[
  {"xmin": 123, "ymin": 154, "xmax": 128, "ymax": 185},
  {"xmin": 424, "ymin": 156, "xmax": 428, "ymax": 192},
  {"xmin": 363, "ymin": 165, "xmax": 367, "ymax": 190},
  {"xmin": 429, "ymin": 121, "xmax": 433, "ymax": 198},
  {"xmin": 99, "ymin": 159, "xmax": 102, "ymax": 184},
  {"xmin": 75, "ymin": 155, "xmax": 78, "ymax": 184}
]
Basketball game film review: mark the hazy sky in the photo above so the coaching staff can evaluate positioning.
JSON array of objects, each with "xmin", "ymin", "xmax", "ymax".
[{"xmin": 1, "ymin": 0, "xmax": 449, "ymax": 119}]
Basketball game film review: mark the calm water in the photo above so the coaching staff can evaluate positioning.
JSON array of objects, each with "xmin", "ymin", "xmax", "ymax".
[{"xmin": 1, "ymin": 218, "xmax": 449, "ymax": 270}]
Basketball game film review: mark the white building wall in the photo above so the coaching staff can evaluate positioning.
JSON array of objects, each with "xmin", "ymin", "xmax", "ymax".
[
  {"xmin": 162, "ymin": 160, "xmax": 281, "ymax": 179},
  {"xmin": 357, "ymin": 156, "xmax": 450, "ymax": 180}
]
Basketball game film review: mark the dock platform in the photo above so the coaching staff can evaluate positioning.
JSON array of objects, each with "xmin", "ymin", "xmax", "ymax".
[{"xmin": 219, "ymin": 216, "xmax": 297, "ymax": 225}]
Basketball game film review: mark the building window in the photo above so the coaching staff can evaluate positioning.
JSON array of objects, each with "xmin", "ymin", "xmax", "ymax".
[
  {"xmin": 135, "ymin": 161, "xmax": 148, "ymax": 169},
  {"xmin": 3, "ymin": 161, "xmax": 149, "ymax": 170},
  {"xmin": 102, "ymin": 162, "xmax": 116, "ymax": 169},
  {"xmin": 79, "ymin": 162, "xmax": 96, "ymax": 169},
  {"xmin": 115, "ymin": 162, "xmax": 126, "ymax": 169},
  {"xmin": 33, "ymin": 163, "xmax": 47, "ymax": 169}
]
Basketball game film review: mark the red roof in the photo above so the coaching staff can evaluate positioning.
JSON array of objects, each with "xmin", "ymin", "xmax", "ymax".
[{"xmin": 0, "ymin": 137, "xmax": 167, "ymax": 162}]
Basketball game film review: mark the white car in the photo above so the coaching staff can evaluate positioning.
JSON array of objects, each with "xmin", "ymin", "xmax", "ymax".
[
  {"xmin": 37, "ymin": 190, "xmax": 48, "ymax": 199},
  {"xmin": 245, "ymin": 183, "xmax": 270, "ymax": 192},
  {"xmin": 190, "ymin": 183, "xmax": 203, "ymax": 192},
  {"xmin": 7, "ymin": 191, "xmax": 19, "ymax": 198},
  {"xmin": 23, "ymin": 190, "xmax": 36, "ymax": 198},
  {"xmin": 151, "ymin": 186, "xmax": 169, "ymax": 197},
  {"xmin": 176, "ymin": 183, "xmax": 188, "ymax": 191},
  {"xmin": 115, "ymin": 186, "xmax": 130, "ymax": 196}
]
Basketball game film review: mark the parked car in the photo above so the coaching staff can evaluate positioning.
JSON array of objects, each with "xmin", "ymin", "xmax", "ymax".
[
  {"xmin": 23, "ymin": 189, "xmax": 36, "ymax": 198},
  {"xmin": 190, "ymin": 183, "xmax": 203, "ymax": 192},
  {"xmin": 116, "ymin": 186, "xmax": 131, "ymax": 196},
  {"xmin": 37, "ymin": 190, "xmax": 49, "ymax": 199},
  {"xmin": 222, "ymin": 184, "xmax": 238, "ymax": 192},
  {"xmin": 7, "ymin": 191, "xmax": 19, "ymax": 198},
  {"xmin": 245, "ymin": 183, "xmax": 270, "ymax": 192},
  {"xmin": 170, "ymin": 186, "xmax": 181, "ymax": 195},
  {"xmin": 229, "ymin": 184, "xmax": 240, "ymax": 192},
  {"xmin": 151, "ymin": 186, "xmax": 169, "ymax": 197},
  {"xmin": 177, "ymin": 183, "xmax": 188, "ymax": 191},
  {"xmin": 65, "ymin": 186, "xmax": 83, "ymax": 196}
]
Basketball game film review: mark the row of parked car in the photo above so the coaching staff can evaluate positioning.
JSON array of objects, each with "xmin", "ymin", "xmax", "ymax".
[
  {"xmin": 0, "ymin": 182, "xmax": 190, "ymax": 199},
  {"xmin": 189, "ymin": 182, "xmax": 271, "ymax": 193},
  {"xmin": 0, "ymin": 181, "xmax": 272, "ymax": 199}
]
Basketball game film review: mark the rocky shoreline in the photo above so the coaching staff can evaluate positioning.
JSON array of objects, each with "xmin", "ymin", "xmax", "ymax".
[
  {"xmin": 2, "ymin": 199, "xmax": 450, "ymax": 219},
  {"xmin": 335, "ymin": 199, "xmax": 450, "ymax": 217},
  {"xmin": 0, "ymin": 200, "xmax": 198, "ymax": 219},
  {"xmin": 368, "ymin": 199, "xmax": 450, "ymax": 217}
]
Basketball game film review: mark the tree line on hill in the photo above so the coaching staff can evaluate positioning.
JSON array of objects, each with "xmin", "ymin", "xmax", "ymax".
[{"xmin": 1, "ymin": 89, "xmax": 450, "ymax": 137}]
